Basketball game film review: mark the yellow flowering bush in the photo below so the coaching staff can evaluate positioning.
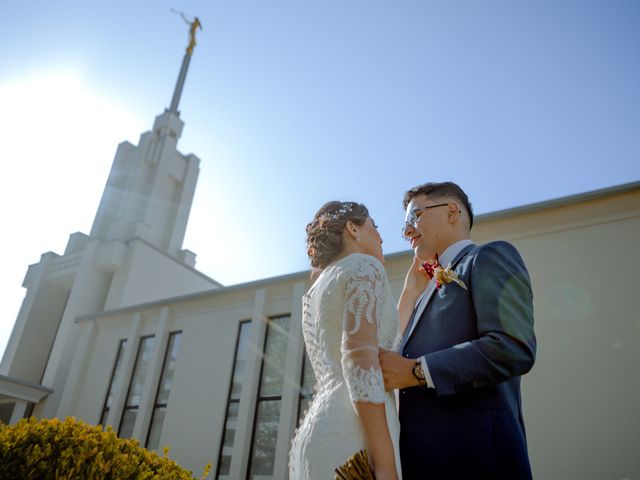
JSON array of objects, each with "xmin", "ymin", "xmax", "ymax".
[{"xmin": 0, "ymin": 417, "xmax": 211, "ymax": 480}]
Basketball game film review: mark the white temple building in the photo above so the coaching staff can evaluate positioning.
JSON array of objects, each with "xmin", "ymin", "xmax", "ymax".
[{"xmin": 1, "ymin": 29, "xmax": 639, "ymax": 480}]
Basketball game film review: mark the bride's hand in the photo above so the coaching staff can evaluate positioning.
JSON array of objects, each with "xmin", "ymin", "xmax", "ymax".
[{"xmin": 403, "ymin": 256, "xmax": 429, "ymax": 297}]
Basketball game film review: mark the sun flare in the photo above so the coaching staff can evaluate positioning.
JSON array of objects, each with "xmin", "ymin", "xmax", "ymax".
[{"xmin": 0, "ymin": 70, "xmax": 145, "ymax": 356}]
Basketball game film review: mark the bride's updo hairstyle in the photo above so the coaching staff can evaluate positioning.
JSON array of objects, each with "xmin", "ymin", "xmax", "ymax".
[{"xmin": 306, "ymin": 201, "xmax": 369, "ymax": 270}]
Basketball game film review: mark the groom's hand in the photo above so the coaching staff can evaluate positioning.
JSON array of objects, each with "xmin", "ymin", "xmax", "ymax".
[{"xmin": 379, "ymin": 348, "xmax": 420, "ymax": 390}]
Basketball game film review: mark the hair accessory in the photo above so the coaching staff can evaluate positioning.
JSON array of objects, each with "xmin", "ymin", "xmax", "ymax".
[{"xmin": 323, "ymin": 203, "xmax": 355, "ymax": 221}]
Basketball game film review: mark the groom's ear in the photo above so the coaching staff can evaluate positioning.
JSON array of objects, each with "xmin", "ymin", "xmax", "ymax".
[
  {"xmin": 449, "ymin": 203, "xmax": 471, "ymax": 230},
  {"xmin": 447, "ymin": 203, "xmax": 461, "ymax": 224}
]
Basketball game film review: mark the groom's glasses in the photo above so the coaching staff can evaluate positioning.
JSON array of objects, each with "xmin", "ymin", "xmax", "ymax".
[{"xmin": 402, "ymin": 203, "xmax": 449, "ymax": 238}]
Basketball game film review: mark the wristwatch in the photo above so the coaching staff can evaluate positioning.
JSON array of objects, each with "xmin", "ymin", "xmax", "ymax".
[{"xmin": 412, "ymin": 359, "xmax": 428, "ymax": 386}]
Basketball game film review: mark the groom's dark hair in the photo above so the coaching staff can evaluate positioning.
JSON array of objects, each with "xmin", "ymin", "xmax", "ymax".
[{"xmin": 403, "ymin": 181, "xmax": 474, "ymax": 229}]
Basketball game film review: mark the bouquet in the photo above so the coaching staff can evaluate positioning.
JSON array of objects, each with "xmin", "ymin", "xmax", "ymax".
[{"xmin": 335, "ymin": 449, "xmax": 375, "ymax": 480}]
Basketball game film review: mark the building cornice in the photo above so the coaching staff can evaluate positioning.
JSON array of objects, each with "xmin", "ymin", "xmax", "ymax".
[
  {"xmin": 0, "ymin": 374, "xmax": 53, "ymax": 403},
  {"xmin": 385, "ymin": 180, "xmax": 640, "ymax": 260},
  {"xmin": 77, "ymin": 181, "xmax": 639, "ymax": 322},
  {"xmin": 472, "ymin": 180, "xmax": 639, "ymax": 223},
  {"xmin": 76, "ymin": 269, "xmax": 311, "ymax": 322}
]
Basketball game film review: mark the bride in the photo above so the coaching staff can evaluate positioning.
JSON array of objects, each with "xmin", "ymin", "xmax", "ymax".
[{"xmin": 289, "ymin": 201, "xmax": 401, "ymax": 480}]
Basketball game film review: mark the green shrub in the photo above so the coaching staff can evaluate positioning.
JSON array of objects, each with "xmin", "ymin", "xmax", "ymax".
[{"xmin": 0, "ymin": 417, "xmax": 211, "ymax": 480}]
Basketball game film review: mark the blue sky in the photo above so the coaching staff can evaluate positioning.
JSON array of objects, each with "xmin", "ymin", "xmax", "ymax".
[{"xmin": 1, "ymin": 0, "xmax": 639, "ymax": 356}]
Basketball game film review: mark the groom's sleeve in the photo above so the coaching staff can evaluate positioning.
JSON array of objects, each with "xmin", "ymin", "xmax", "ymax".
[
  {"xmin": 419, "ymin": 357, "xmax": 436, "ymax": 389},
  {"xmin": 424, "ymin": 241, "xmax": 536, "ymax": 396}
]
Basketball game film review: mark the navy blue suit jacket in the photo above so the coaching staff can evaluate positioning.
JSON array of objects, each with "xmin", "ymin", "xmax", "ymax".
[{"xmin": 400, "ymin": 241, "xmax": 536, "ymax": 479}]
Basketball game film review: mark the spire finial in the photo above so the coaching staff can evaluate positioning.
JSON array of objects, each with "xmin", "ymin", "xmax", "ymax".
[
  {"xmin": 168, "ymin": 10, "xmax": 203, "ymax": 114},
  {"xmin": 180, "ymin": 12, "xmax": 202, "ymax": 55}
]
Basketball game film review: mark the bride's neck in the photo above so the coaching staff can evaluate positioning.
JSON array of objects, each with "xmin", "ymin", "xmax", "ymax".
[{"xmin": 334, "ymin": 241, "xmax": 364, "ymax": 262}]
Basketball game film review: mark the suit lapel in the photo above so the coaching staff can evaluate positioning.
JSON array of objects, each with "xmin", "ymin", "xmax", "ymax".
[
  {"xmin": 401, "ymin": 244, "xmax": 475, "ymax": 351},
  {"xmin": 400, "ymin": 282, "xmax": 435, "ymax": 348},
  {"xmin": 447, "ymin": 243, "xmax": 475, "ymax": 270}
]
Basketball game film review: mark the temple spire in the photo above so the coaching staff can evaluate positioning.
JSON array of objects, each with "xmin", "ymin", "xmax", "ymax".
[{"xmin": 169, "ymin": 14, "xmax": 202, "ymax": 115}]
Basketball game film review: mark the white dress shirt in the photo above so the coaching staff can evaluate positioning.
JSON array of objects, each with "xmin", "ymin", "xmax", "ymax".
[{"xmin": 406, "ymin": 239, "xmax": 475, "ymax": 389}]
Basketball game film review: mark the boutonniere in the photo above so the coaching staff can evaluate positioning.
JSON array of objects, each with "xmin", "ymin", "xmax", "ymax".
[{"xmin": 421, "ymin": 254, "xmax": 467, "ymax": 290}]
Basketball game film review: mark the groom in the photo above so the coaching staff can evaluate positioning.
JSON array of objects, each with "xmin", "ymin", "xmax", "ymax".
[{"xmin": 379, "ymin": 182, "xmax": 536, "ymax": 479}]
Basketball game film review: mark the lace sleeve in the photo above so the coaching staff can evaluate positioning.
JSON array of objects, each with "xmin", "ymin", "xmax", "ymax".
[{"xmin": 340, "ymin": 256, "xmax": 387, "ymax": 404}]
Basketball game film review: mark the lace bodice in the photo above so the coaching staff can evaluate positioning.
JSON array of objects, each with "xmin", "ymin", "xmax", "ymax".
[
  {"xmin": 302, "ymin": 253, "xmax": 399, "ymax": 404},
  {"xmin": 290, "ymin": 253, "xmax": 402, "ymax": 479}
]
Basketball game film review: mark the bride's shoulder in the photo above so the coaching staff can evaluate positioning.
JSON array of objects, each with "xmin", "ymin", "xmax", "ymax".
[{"xmin": 336, "ymin": 253, "xmax": 386, "ymax": 279}]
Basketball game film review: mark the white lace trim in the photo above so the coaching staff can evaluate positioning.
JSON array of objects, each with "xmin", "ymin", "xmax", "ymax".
[
  {"xmin": 343, "ymin": 361, "xmax": 386, "ymax": 404},
  {"xmin": 343, "ymin": 257, "xmax": 385, "ymax": 335}
]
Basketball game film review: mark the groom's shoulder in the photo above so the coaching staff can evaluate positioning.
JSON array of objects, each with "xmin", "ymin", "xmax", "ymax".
[
  {"xmin": 472, "ymin": 240, "xmax": 528, "ymax": 270},
  {"xmin": 474, "ymin": 240, "xmax": 520, "ymax": 256}
]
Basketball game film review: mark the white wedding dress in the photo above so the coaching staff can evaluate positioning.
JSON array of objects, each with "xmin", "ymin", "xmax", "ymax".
[{"xmin": 289, "ymin": 253, "xmax": 402, "ymax": 479}]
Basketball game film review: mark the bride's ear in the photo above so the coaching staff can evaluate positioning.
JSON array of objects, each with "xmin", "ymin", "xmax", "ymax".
[{"xmin": 345, "ymin": 221, "xmax": 360, "ymax": 241}]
